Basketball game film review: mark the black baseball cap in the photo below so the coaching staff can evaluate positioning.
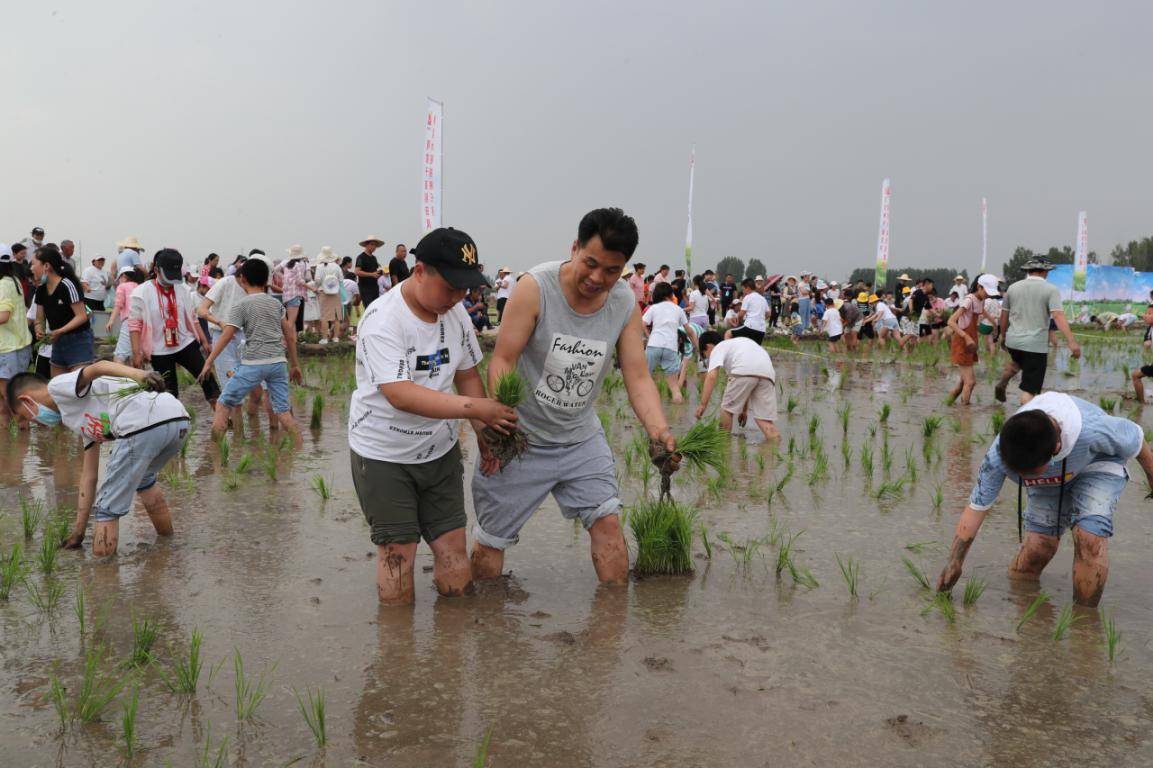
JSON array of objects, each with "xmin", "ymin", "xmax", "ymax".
[
  {"xmin": 412, "ymin": 227, "xmax": 489, "ymax": 289},
  {"xmin": 31, "ymin": 227, "xmax": 44, "ymax": 236},
  {"xmin": 154, "ymin": 248, "xmax": 184, "ymax": 281}
]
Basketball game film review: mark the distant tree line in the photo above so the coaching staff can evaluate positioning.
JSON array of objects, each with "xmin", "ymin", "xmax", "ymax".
[
  {"xmin": 846, "ymin": 267, "xmax": 968, "ymax": 297},
  {"xmin": 1111, "ymin": 237, "xmax": 1153, "ymax": 272},
  {"xmin": 1001, "ymin": 245, "xmax": 1098, "ymax": 283}
]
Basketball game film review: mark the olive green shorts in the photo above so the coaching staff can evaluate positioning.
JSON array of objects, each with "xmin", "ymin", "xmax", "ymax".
[{"xmin": 350, "ymin": 444, "xmax": 467, "ymax": 546}]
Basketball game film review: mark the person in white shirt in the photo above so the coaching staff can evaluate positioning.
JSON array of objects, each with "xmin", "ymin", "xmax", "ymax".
[
  {"xmin": 80, "ymin": 255, "xmax": 110, "ymax": 313},
  {"xmin": 348, "ymin": 227, "xmax": 513, "ymax": 605},
  {"xmin": 494, "ymin": 267, "xmax": 513, "ymax": 324},
  {"xmin": 821, "ymin": 297, "xmax": 844, "ymax": 353},
  {"xmin": 695, "ymin": 330, "xmax": 780, "ymax": 440},
  {"xmin": 313, "ymin": 246, "xmax": 344, "ymax": 343},
  {"xmin": 723, "ymin": 298, "xmax": 741, "ymax": 330},
  {"xmin": 642, "ymin": 282, "xmax": 698, "ymax": 404},
  {"xmin": 728, "ymin": 278, "xmax": 769, "ymax": 344},
  {"xmin": 7, "ymin": 362, "xmax": 188, "ymax": 557},
  {"xmin": 687, "ymin": 275, "xmax": 711, "ymax": 327}
]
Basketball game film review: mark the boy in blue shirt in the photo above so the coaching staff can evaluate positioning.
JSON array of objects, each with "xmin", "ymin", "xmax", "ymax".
[{"xmin": 936, "ymin": 392, "xmax": 1153, "ymax": 606}]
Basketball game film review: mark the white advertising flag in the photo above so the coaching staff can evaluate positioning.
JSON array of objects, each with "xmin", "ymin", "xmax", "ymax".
[
  {"xmin": 421, "ymin": 98, "xmax": 444, "ymax": 233},
  {"xmin": 1073, "ymin": 211, "xmax": 1088, "ymax": 292},
  {"xmin": 874, "ymin": 178, "xmax": 892, "ymax": 288},
  {"xmin": 685, "ymin": 145, "xmax": 695, "ymax": 275}
]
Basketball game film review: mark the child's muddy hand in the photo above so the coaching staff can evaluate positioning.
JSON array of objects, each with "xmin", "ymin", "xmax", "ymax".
[
  {"xmin": 694, "ymin": 404, "xmax": 706, "ymax": 420},
  {"xmin": 290, "ymin": 366, "xmax": 303, "ymax": 385},
  {"xmin": 62, "ymin": 530, "xmax": 85, "ymax": 549},
  {"xmin": 472, "ymin": 400, "xmax": 517, "ymax": 435}
]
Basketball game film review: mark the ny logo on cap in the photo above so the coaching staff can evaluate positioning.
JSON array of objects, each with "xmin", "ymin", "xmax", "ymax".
[{"xmin": 460, "ymin": 243, "xmax": 476, "ymax": 265}]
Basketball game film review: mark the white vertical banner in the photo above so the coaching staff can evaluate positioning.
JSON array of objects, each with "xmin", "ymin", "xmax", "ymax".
[
  {"xmin": 684, "ymin": 144, "xmax": 695, "ymax": 275},
  {"xmin": 1073, "ymin": 210, "xmax": 1088, "ymax": 293},
  {"xmin": 980, "ymin": 197, "xmax": 988, "ymax": 273},
  {"xmin": 421, "ymin": 98, "xmax": 444, "ymax": 233},
  {"xmin": 874, "ymin": 178, "xmax": 891, "ymax": 289}
]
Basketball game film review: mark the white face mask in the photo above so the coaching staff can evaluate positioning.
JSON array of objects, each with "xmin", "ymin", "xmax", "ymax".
[{"xmin": 156, "ymin": 272, "xmax": 174, "ymax": 287}]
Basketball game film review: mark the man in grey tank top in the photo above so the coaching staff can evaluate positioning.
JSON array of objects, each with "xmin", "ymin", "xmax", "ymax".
[{"xmin": 471, "ymin": 208, "xmax": 679, "ymax": 585}]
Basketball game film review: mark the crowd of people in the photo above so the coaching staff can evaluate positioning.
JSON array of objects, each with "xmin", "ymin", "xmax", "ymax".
[{"xmin": 4, "ymin": 213, "xmax": 1153, "ymax": 613}]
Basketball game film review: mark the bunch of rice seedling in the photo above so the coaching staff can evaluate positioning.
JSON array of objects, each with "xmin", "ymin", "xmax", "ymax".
[
  {"xmin": 1100, "ymin": 610, "xmax": 1121, "ymax": 663},
  {"xmin": 294, "ymin": 685, "xmax": 327, "ymax": 747},
  {"xmin": 20, "ymin": 496, "xmax": 44, "ymax": 539},
  {"xmin": 675, "ymin": 420, "xmax": 727, "ymax": 475},
  {"xmin": 962, "ymin": 577, "xmax": 986, "ymax": 606},
  {"xmin": 628, "ymin": 498, "xmax": 697, "ymax": 576},
  {"xmin": 878, "ymin": 403, "xmax": 891, "ymax": 423},
  {"xmin": 835, "ymin": 553, "xmax": 860, "ymax": 598},
  {"xmin": 1, "ymin": 544, "xmax": 25, "ymax": 600},
  {"xmin": 921, "ymin": 591, "xmax": 956, "ymax": 623},
  {"xmin": 310, "ymin": 394, "xmax": 324, "ymax": 429},
  {"xmin": 901, "ymin": 556, "xmax": 931, "ymax": 590},
  {"xmin": 1051, "ymin": 603, "xmax": 1085, "ymax": 643},
  {"xmin": 483, "ymin": 370, "xmax": 529, "ymax": 470}
]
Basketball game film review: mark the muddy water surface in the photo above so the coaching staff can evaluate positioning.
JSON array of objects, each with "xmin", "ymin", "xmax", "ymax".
[{"xmin": 2, "ymin": 344, "xmax": 1153, "ymax": 767}]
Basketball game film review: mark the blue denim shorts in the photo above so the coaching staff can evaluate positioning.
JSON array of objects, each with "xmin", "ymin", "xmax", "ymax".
[
  {"xmin": 51, "ymin": 326, "xmax": 95, "ymax": 367},
  {"xmin": 1024, "ymin": 469, "xmax": 1128, "ymax": 538},
  {"xmin": 283, "ymin": 297, "xmax": 303, "ymax": 309},
  {"xmin": 218, "ymin": 361, "xmax": 290, "ymax": 412},
  {"xmin": 0, "ymin": 345, "xmax": 31, "ymax": 379},
  {"xmin": 646, "ymin": 345, "xmax": 681, "ymax": 374},
  {"xmin": 92, "ymin": 420, "xmax": 188, "ymax": 522}
]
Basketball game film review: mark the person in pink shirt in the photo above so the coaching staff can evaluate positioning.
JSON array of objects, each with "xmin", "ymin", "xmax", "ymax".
[
  {"xmin": 108, "ymin": 265, "xmax": 141, "ymax": 363},
  {"xmin": 652, "ymin": 264, "xmax": 671, "ymax": 285},
  {"xmin": 281, "ymin": 244, "xmax": 311, "ymax": 330},
  {"xmin": 628, "ymin": 263, "xmax": 646, "ymax": 309}
]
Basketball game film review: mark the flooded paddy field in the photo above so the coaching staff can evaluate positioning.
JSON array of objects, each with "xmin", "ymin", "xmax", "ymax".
[{"xmin": 3, "ymin": 334, "xmax": 1153, "ymax": 767}]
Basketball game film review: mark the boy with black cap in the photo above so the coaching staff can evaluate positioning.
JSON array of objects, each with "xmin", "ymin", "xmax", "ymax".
[
  {"xmin": 348, "ymin": 227, "xmax": 515, "ymax": 605},
  {"xmin": 128, "ymin": 248, "xmax": 219, "ymax": 404}
]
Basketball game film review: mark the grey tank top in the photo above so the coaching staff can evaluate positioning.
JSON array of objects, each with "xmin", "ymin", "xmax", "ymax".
[{"xmin": 516, "ymin": 261, "xmax": 636, "ymax": 445}]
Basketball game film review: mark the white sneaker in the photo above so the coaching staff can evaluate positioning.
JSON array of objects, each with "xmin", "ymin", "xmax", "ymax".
[{"xmin": 318, "ymin": 338, "xmax": 329, "ymax": 345}]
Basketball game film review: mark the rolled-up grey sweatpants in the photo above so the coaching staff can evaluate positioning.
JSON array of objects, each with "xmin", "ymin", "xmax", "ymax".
[{"xmin": 472, "ymin": 429, "xmax": 621, "ymax": 550}]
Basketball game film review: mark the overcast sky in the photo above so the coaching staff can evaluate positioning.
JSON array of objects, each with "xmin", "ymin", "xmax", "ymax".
[{"xmin": 4, "ymin": 1, "xmax": 1151, "ymax": 279}]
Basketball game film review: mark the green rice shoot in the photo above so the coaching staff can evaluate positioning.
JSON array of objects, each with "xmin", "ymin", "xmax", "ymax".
[
  {"xmin": 901, "ymin": 556, "xmax": 931, "ymax": 590},
  {"xmin": 675, "ymin": 420, "xmax": 727, "ymax": 475},
  {"xmin": 962, "ymin": 576, "xmax": 987, "ymax": 607},
  {"xmin": 494, "ymin": 369, "xmax": 526, "ymax": 407},
  {"xmin": 1016, "ymin": 591, "xmax": 1051, "ymax": 633}
]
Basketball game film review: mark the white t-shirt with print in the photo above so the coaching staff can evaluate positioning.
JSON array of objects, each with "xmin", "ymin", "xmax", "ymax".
[
  {"xmin": 823, "ymin": 307, "xmax": 843, "ymax": 337},
  {"xmin": 48, "ymin": 370, "xmax": 188, "ymax": 448},
  {"xmin": 642, "ymin": 301, "xmax": 688, "ymax": 351},
  {"xmin": 707, "ymin": 337, "xmax": 775, "ymax": 380},
  {"xmin": 348, "ymin": 284, "xmax": 483, "ymax": 463},
  {"xmin": 740, "ymin": 292, "xmax": 769, "ymax": 331}
]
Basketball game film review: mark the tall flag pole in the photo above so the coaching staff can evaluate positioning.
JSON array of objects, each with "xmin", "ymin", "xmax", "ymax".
[
  {"xmin": 684, "ymin": 145, "xmax": 695, "ymax": 275},
  {"xmin": 980, "ymin": 197, "xmax": 988, "ymax": 273},
  {"xmin": 1073, "ymin": 210, "xmax": 1089, "ymax": 294},
  {"xmin": 874, "ymin": 178, "xmax": 892, "ymax": 289},
  {"xmin": 422, "ymin": 98, "xmax": 444, "ymax": 233}
]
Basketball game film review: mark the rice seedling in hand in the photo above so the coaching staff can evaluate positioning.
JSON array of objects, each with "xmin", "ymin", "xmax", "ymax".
[
  {"xmin": 628, "ymin": 499, "xmax": 697, "ymax": 575},
  {"xmin": 293, "ymin": 685, "xmax": 327, "ymax": 747},
  {"xmin": 121, "ymin": 682, "xmax": 140, "ymax": 756},
  {"xmin": 310, "ymin": 474, "xmax": 333, "ymax": 500},
  {"xmin": 483, "ymin": 370, "xmax": 530, "ymax": 470},
  {"xmin": 835, "ymin": 553, "xmax": 860, "ymax": 598},
  {"xmin": 1051, "ymin": 603, "xmax": 1085, "ymax": 642},
  {"xmin": 675, "ymin": 420, "xmax": 728, "ymax": 474},
  {"xmin": 20, "ymin": 496, "xmax": 43, "ymax": 539},
  {"xmin": 24, "ymin": 576, "xmax": 65, "ymax": 612},
  {"xmin": 1015, "ymin": 591, "xmax": 1051, "ymax": 632},
  {"xmin": 160, "ymin": 628, "xmax": 205, "ymax": 694},
  {"xmin": 878, "ymin": 403, "xmax": 891, "ymax": 423},
  {"xmin": 130, "ymin": 613, "xmax": 159, "ymax": 667},
  {"xmin": 0, "ymin": 543, "xmax": 23, "ymax": 600},
  {"xmin": 233, "ymin": 649, "xmax": 276, "ymax": 721},
  {"xmin": 1100, "ymin": 610, "xmax": 1121, "ymax": 663},
  {"xmin": 901, "ymin": 556, "xmax": 931, "ymax": 590},
  {"xmin": 962, "ymin": 576, "xmax": 986, "ymax": 606},
  {"xmin": 310, "ymin": 393, "xmax": 325, "ymax": 429}
]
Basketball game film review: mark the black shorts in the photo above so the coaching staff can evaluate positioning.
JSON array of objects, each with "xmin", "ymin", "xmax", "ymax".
[
  {"xmin": 1141, "ymin": 365, "xmax": 1153, "ymax": 378},
  {"xmin": 828, "ymin": 334, "xmax": 842, "ymax": 343},
  {"xmin": 1008, "ymin": 347, "xmax": 1048, "ymax": 395},
  {"xmin": 730, "ymin": 326, "xmax": 766, "ymax": 345},
  {"xmin": 860, "ymin": 323, "xmax": 876, "ymax": 339},
  {"xmin": 919, "ymin": 324, "xmax": 932, "ymax": 337},
  {"xmin": 1144, "ymin": 326, "xmax": 1151, "ymax": 343},
  {"xmin": 1049, "ymin": 318, "xmax": 1057, "ymax": 331},
  {"xmin": 84, "ymin": 298, "xmax": 105, "ymax": 313}
]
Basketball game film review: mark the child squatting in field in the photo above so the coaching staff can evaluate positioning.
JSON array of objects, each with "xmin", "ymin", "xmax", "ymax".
[{"xmin": 6, "ymin": 362, "xmax": 188, "ymax": 556}]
